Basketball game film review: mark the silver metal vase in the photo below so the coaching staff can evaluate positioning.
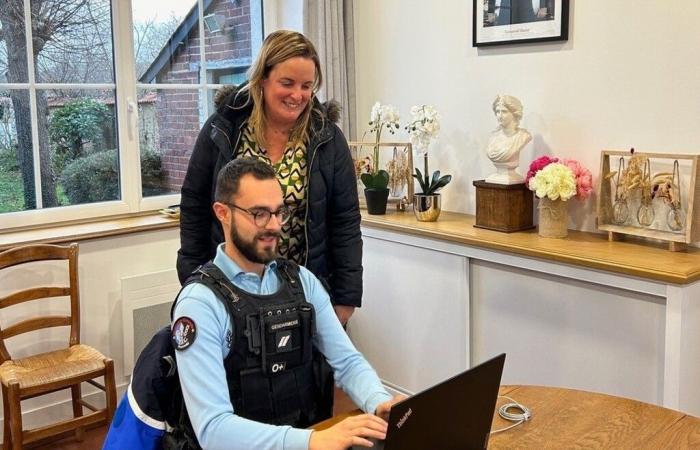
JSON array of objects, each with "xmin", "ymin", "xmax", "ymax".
[{"xmin": 413, "ymin": 194, "xmax": 441, "ymax": 222}]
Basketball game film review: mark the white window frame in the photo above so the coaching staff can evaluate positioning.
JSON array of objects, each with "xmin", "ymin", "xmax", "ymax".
[{"xmin": 0, "ymin": 0, "xmax": 267, "ymax": 231}]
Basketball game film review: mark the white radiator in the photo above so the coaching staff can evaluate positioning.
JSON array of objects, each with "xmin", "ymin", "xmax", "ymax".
[{"xmin": 121, "ymin": 269, "xmax": 181, "ymax": 376}]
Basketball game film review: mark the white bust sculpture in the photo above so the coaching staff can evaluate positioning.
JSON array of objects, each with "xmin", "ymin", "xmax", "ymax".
[{"xmin": 485, "ymin": 94, "xmax": 532, "ymax": 185}]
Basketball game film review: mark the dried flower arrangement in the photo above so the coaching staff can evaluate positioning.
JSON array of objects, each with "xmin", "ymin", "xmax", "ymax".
[{"xmin": 603, "ymin": 149, "xmax": 650, "ymax": 201}]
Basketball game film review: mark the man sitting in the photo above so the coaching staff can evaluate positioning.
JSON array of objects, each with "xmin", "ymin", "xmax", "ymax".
[{"xmin": 104, "ymin": 158, "xmax": 401, "ymax": 450}]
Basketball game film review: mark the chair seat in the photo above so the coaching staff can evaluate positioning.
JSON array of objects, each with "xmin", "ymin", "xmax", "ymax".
[{"xmin": 0, "ymin": 344, "xmax": 107, "ymax": 390}]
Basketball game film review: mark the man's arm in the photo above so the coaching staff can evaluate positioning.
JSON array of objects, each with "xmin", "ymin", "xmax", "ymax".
[{"xmin": 298, "ymin": 267, "xmax": 392, "ymax": 413}]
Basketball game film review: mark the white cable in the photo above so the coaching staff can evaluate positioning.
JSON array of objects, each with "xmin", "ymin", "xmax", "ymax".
[{"xmin": 490, "ymin": 395, "xmax": 531, "ymax": 434}]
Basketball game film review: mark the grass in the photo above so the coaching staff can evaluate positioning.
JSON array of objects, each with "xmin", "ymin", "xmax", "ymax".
[
  {"xmin": 0, "ymin": 169, "xmax": 25, "ymax": 213},
  {"xmin": 0, "ymin": 169, "xmax": 71, "ymax": 212}
]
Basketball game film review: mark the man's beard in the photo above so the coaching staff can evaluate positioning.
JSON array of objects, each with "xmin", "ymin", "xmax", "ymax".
[{"xmin": 230, "ymin": 227, "xmax": 280, "ymax": 264}]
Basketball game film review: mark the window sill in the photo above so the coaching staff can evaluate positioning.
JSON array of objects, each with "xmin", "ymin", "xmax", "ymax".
[{"xmin": 0, "ymin": 213, "xmax": 180, "ymax": 251}]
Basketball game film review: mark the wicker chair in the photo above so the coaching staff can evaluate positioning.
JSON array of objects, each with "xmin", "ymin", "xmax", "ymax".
[{"xmin": 0, "ymin": 243, "xmax": 117, "ymax": 450}]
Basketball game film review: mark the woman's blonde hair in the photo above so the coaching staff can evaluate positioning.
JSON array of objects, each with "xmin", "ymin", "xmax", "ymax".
[{"xmin": 241, "ymin": 30, "xmax": 323, "ymax": 148}]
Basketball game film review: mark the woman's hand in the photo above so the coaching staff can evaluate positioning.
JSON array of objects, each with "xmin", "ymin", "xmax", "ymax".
[
  {"xmin": 333, "ymin": 305, "xmax": 355, "ymax": 326},
  {"xmin": 308, "ymin": 414, "xmax": 387, "ymax": 450}
]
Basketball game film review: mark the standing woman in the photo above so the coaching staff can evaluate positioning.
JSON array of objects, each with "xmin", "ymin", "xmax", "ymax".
[{"xmin": 177, "ymin": 30, "xmax": 360, "ymax": 324}]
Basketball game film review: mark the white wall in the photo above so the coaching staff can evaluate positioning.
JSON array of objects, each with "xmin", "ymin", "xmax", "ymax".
[{"xmin": 353, "ymin": 0, "xmax": 700, "ymax": 230}]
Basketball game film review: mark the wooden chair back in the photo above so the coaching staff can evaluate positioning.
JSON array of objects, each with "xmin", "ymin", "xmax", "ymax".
[{"xmin": 0, "ymin": 243, "xmax": 81, "ymax": 365}]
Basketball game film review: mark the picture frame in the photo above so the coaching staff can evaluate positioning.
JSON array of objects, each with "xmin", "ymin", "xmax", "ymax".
[
  {"xmin": 473, "ymin": 0, "xmax": 569, "ymax": 47},
  {"xmin": 349, "ymin": 141, "xmax": 414, "ymax": 207},
  {"xmin": 597, "ymin": 150, "xmax": 700, "ymax": 252}
]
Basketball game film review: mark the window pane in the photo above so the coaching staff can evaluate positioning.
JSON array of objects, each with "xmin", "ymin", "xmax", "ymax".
[
  {"xmin": 138, "ymin": 88, "xmax": 201, "ymax": 197},
  {"xmin": 0, "ymin": 3, "xmax": 29, "ymax": 83},
  {"xmin": 33, "ymin": 0, "xmax": 115, "ymax": 84},
  {"xmin": 42, "ymin": 89, "xmax": 119, "ymax": 206},
  {"xmin": 132, "ymin": 1, "xmax": 199, "ymax": 84},
  {"xmin": 0, "ymin": 90, "xmax": 33, "ymax": 213},
  {"xmin": 202, "ymin": 0, "xmax": 254, "ymax": 82}
]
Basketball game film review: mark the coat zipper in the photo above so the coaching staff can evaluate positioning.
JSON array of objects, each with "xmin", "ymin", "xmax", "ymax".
[{"xmin": 212, "ymin": 122, "xmax": 244, "ymax": 160}]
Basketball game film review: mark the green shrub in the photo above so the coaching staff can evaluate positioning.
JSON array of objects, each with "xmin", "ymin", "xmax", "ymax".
[
  {"xmin": 60, "ymin": 148, "xmax": 167, "ymax": 204},
  {"xmin": 61, "ymin": 149, "xmax": 119, "ymax": 204},
  {"xmin": 140, "ymin": 148, "xmax": 167, "ymax": 196},
  {"xmin": 49, "ymin": 98, "xmax": 110, "ymax": 175}
]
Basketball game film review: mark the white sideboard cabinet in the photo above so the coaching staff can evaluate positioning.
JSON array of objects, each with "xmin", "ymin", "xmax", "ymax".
[{"xmin": 349, "ymin": 211, "xmax": 700, "ymax": 416}]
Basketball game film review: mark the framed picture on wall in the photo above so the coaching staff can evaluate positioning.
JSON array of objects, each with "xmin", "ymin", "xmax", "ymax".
[{"xmin": 473, "ymin": 0, "xmax": 569, "ymax": 47}]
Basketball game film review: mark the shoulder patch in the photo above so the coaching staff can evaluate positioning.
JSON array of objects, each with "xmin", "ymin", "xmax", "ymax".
[{"xmin": 172, "ymin": 317, "xmax": 197, "ymax": 351}]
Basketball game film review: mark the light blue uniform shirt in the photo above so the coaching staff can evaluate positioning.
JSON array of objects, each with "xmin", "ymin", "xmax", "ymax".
[{"xmin": 173, "ymin": 245, "xmax": 391, "ymax": 450}]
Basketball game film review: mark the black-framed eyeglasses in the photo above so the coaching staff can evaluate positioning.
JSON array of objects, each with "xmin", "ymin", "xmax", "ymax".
[{"xmin": 224, "ymin": 202, "xmax": 292, "ymax": 227}]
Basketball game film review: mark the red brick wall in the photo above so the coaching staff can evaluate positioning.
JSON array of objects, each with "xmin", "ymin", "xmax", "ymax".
[{"xmin": 155, "ymin": 0, "xmax": 253, "ymax": 192}]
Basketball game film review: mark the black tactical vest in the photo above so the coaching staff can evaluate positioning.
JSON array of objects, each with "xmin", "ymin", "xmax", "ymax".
[{"xmin": 167, "ymin": 260, "xmax": 333, "ymax": 449}]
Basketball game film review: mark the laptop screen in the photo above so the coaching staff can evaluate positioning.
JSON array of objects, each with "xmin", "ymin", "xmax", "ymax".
[{"xmin": 354, "ymin": 353, "xmax": 506, "ymax": 450}]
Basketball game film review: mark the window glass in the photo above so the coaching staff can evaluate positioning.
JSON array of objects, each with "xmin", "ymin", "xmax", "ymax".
[
  {"xmin": 33, "ymin": 0, "xmax": 115, "ymax": 84},
  {"xmin": 135, "ymin": 0, "xmax": 259, "ymax": 199},
  {"xmin": 137, "ymin": 88, "xmax": 200, "ymax": 197},
  {"xmin": 0, "ymin": 90, "xmax": 32, "ymax": 213},
  {"xmin": 202, "ymin": 0, "xmax": 254, "ymax": 76},
  {"xmin": 0, "ymin": 4, "xmax": 29, "ymax": 83},
  {"xmin": 133, "ymin": 0, "xmax": 199, "ymax": 84},
  {"xmin": 0, "ymin": 0, "xmax": 264, "ymax": 227},
  {"xmin": 42, "ymin": 89, "xmax": 119, "ymax": 206}
]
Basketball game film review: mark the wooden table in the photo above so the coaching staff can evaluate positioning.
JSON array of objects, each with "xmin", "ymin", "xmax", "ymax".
[{"xmin": 313, "ymin": 385, "xmax": 700, "ymax": 449}]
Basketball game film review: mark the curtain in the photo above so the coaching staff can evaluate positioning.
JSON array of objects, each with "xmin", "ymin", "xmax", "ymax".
[{"xmin": 303, "ymin": 0, "xmax": 356, "ymax": 139}]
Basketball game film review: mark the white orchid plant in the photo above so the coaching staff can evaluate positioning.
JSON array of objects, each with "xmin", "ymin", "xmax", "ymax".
[
  {"xmin": 406, "ymin": 104, "xmax": 440, "ymax": 152},
  {"xmin": 405, "ymin": 105, "xmax": 451, "ymax": 195},
  {"xmin": 361, "ymin": 102, "xmax": 401, "ymax": 190}
]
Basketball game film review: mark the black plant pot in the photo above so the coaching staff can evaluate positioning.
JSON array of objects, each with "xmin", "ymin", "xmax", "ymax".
[{"xmin": 364, "ymin": 188, "xmax": 390, "ymax": 215}]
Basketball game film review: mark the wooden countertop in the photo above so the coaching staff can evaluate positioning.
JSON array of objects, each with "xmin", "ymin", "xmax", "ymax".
[
  {"xmin": 3, "ymin": 209, "xmax": 699, "ymax": 285},
  {"xmin": 361, "ymin": 210, "xmax": 700, "ymax": 285}
]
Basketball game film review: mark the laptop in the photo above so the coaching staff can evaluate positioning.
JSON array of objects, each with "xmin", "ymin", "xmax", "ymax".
[{"xmin": 354, "ymin": 353, "xmax": 505, "ymax": 450}]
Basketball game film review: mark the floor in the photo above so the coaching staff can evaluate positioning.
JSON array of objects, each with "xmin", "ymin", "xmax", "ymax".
[{"xmin": 26, "ymin": 388, "xmax": 357, "ymax": 450}]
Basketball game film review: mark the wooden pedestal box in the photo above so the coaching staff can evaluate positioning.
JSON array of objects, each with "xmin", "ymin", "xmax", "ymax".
[{"xmin": 473, "ymin": 180, "xmax": 534, "ymax": 232}]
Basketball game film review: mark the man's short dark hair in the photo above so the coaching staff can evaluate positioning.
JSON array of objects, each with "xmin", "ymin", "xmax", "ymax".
[{"xmin": 215, "ymin": 157, "xmax": 277, "ymax": 203}]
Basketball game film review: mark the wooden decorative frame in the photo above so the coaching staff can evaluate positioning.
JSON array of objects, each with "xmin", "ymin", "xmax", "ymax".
[
  {"xmin": 597, "ymin": 150, "xmax": 700, "ymax": 251},
  {"xmin": 349, "ymin": 142, "xmax": 414, "ymax": 206},
  {"xmin": 473, "ymin": 0, "xmax": 570, "ymax": 47}
]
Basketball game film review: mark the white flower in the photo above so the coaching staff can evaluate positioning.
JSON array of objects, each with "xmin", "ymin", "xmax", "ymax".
[
  {"xmin": 406, "ymin": 104, "xmax": 440, "ymax": 154},
  {"xmin": 366, "ymin": 101, "xmax": 401, "ymax": 175},
  {"xmin": 528, "ymin": 163, "xmax": 577, "ymax": 201},
  {"xmin": 368, "ymin": 101, "xmax": 400, "ymax": 135},
  {"xmin": 380, "ymin": 104, "xmax": 400, "ymax": 126},
  {"xmin": 370, "ymin": 102, "xmax": 381, "ymax": 124}
]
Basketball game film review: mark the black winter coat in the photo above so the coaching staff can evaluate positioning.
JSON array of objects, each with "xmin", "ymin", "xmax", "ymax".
[{"xmin": 176, "ymin": 86, "xmax": 363, "ymax": 308}]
